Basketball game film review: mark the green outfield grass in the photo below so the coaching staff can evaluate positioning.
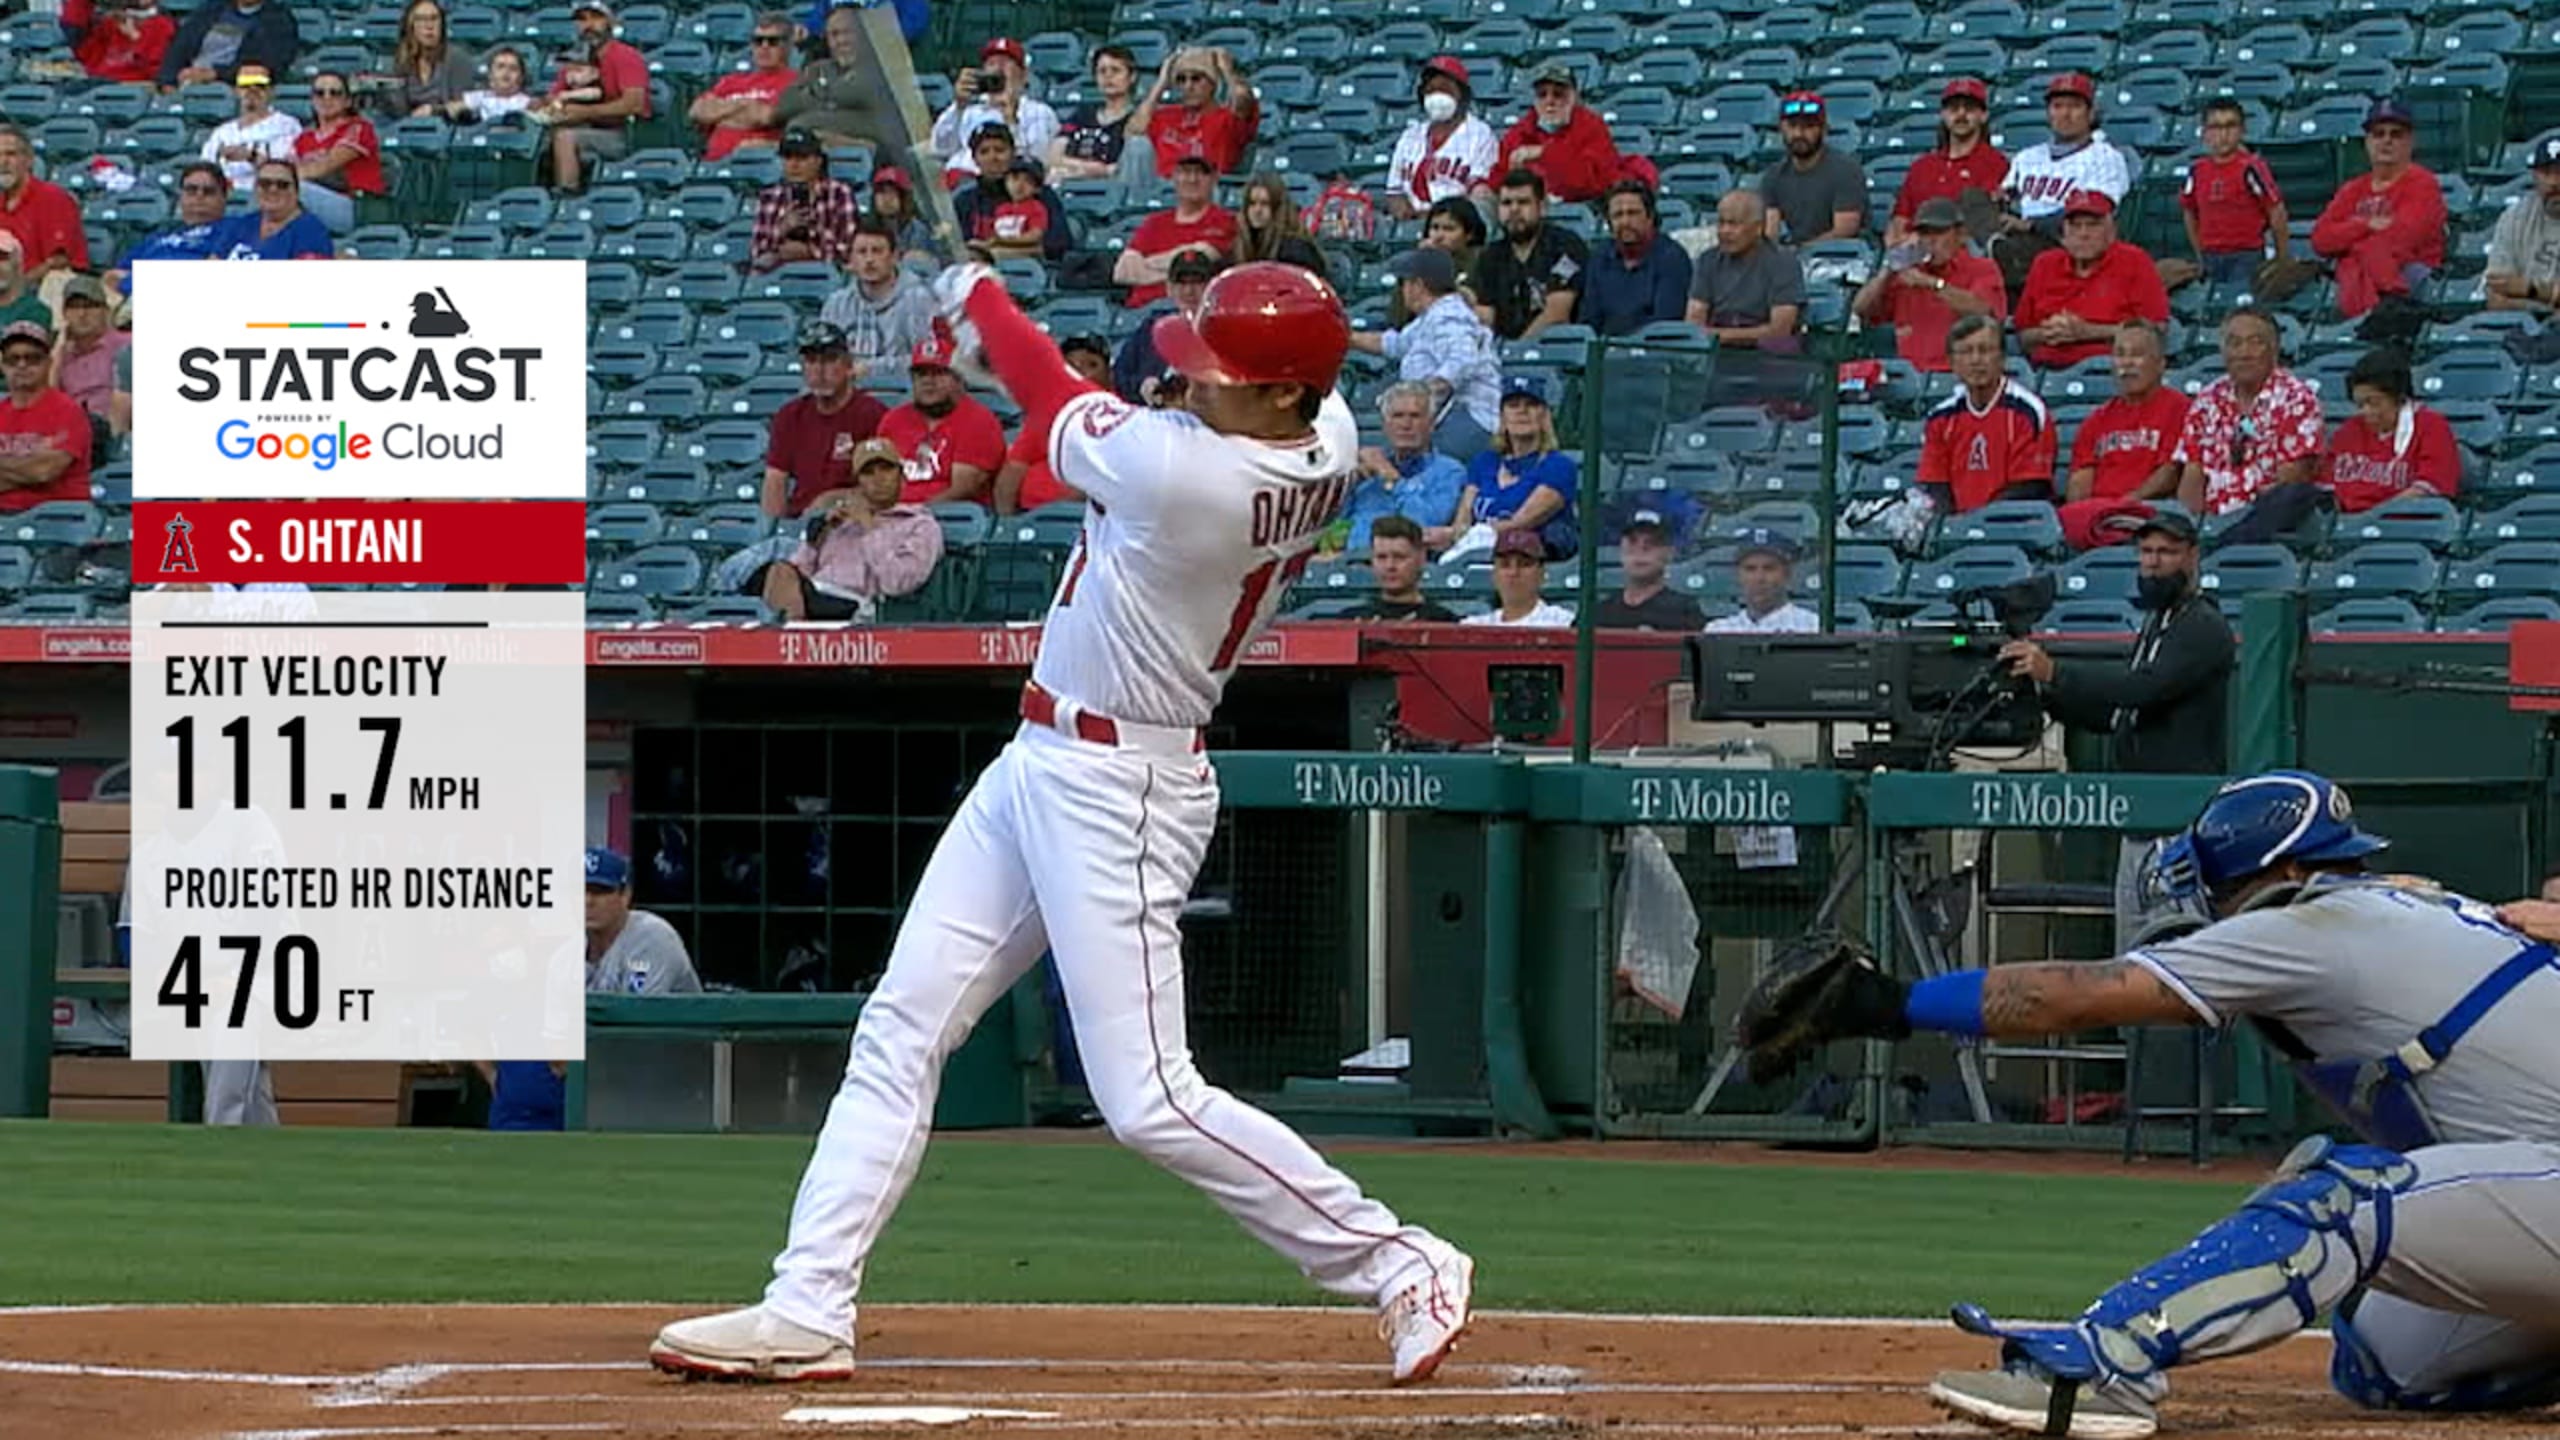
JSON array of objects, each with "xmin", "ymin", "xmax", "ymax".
[{"xmin": 0, "ymin": 1123, "xmax": 2249, "ymax": 1318}]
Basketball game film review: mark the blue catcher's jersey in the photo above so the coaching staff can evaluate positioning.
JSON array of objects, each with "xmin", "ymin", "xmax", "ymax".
[{"xmin": 2126, "ymin": 874, "xmax": 2560, "ymax": 1146}]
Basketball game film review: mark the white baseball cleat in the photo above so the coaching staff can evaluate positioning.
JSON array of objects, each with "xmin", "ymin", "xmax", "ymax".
[
  {"xmin": 649, "ymin": 1305, "xmax": 856, "ymax": 1383},
  {"xmin": 1379, "ymin": 1249, "xmax": 1475, "ymax": 1384},
  {"xmin": 1928, "ymin": 1363, "xmax": 2159, "ymax": 1440}
]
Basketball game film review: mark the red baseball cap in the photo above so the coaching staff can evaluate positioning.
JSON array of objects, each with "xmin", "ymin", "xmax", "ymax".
[
  {"xmin": 1941, "ymin": 76, "xmax": 1990, "ymax": 105},
  {"xmin": 980, "ymin": 36, "xmax": 1025, "ymax": 64},
  {"xmin": 871, "ymin": 165, "xmax": 911, "ymax": 192},
  {"xmin": 1419, "ymin": 55, "xmax": 1471, "ymax": 92},
  {"xmin": 2047, "ymin": 71, "xmax": 2096, "ymax": 102},
  {"xmin": 2062, "ymin": 189, "xmax": 2115, "ymax": 218},
  {"xmin": 910, "ymin": 334, "xmax": 956, "ymax": 371}
]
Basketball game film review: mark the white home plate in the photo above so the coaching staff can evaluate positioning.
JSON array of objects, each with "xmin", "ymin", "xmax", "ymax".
[{"xmin": 783, "ymin": 1406, "xmax": 1058, "ymax": 1426}]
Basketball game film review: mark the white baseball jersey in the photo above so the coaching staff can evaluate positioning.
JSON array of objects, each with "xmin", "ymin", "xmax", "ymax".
[
  {"xmin": 1705, "ymin": 601, "xmax": 1820, "ymax": 634},
  {"xmin": 2006, "ymin": 133, "xmax": 2131, "ymax": 218},
  {"xmin": 1037, "ymin": 389, "xmax": 1358, "ymax": 728},
  {"xmin": 1387, "ymin": 116, "xmax": 1499, "ymax": 207}
]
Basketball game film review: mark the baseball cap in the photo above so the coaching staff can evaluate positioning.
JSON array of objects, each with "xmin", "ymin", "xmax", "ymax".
[
  {"xmin": 1736, "ymin": 528, "xmax": 1801, "ymax": 564},
  {"xmin": 778, "ymin": 127, "xmax": 823, "ymax": 157},
  {"xmin": 849, "ymin": 436, "xmax": 904, "ymax": 473},
  {"xmin": 871, "ymin": 165, "xmax": 912, "ymax": 192},
  {"xmin": 1501, "ymin": 372, "xmax": 1554, "ymax": 406},
  {"xmin": 980, "ymin": 36, "xmax": 1026, "ymax": 64},
  {"xmin": 0, "ymin": 319, "xmax": 50, "ymax": 351},
  {"xmin": 968, "ymin": 119, "xmax": 1015, "ymax": 149},
  {"xmin": 2046, "ymin": 71, "xmax": 2096, "ymax": 102},
  {"xmin": 1942, "ymin": 76, "xmax": 1990, "ymax": 106},
  {"xmin": 570, "ymin": 0, "xmax": 612, "ymax": 15},
  {"xmin": 1622, "ymin": 507, "xmax": 1671, "ymax": 539},
  {"xmin": 796, "ymin": 319, "xmax": 848, "ymax": 354},
  {"xmin": 60, "ymin": 274, "xmax": 107, "ymax": 306},
  {"xmin": 1007, "ymin": 154, "xmax": 1044, "ymax": 179},
  {"xmin": 1528, "ymin": 60, "xmax": 1577, "ymax": 89},
  {"xmin": 1913, "ymin": 196, "xmax": 1963, "ymax": 231},
  {"xmin": 2365, "ymin": 97, "xmax": 2415, "ymax": 132},
  {"xmin": 1493, "ymin": 529, "xmax": 1545, "ymax": 560},
  {"xmin": 2535, "ymin": 136, "xmax": 2560, "ymax": 171},
  {"xmin": 1385, "ymin": 246, "xmax": 1458, "ymax": 290},
  {"xmin": 1779, "ymin": 90, "xmax": 1826, "ymax": 120},
  {"xmin": 1171, "ymin": 152, "xmax": 1215, "ymax": 173},
  {"xmin": 910, "ymin": 333, "xmax": 956, "ymax": 371},
  {"xmin": 584, "ymin": 847, "xmax": 631, "ymax": 890},
  {"xmin": 234, "ymin": 64, "xmax": 273, "ymax": 86},
  {"xmin": 1419, "ymin": 54, "xmax": 1471, "ymax": 93},
  {"xmin": 2133, "ymin": 508, "xmax": 2200, "ymax": 545},
  {"xmin": 1167, "ymin": 248, "xmax": 1223, "ymax": 283},
  {"xmin": 2062, "ymin": 188, "xmax": 2115, "ymax": 218}
]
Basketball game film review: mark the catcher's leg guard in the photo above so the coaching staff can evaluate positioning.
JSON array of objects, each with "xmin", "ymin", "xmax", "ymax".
[
  {"xmin": 2331, "ymin": 1290, "xmax": 2560, "ymax": 1413},
  {"xmin": 1949, "ymin": 1137, "xmax": 2416, "ymax": 1429}
]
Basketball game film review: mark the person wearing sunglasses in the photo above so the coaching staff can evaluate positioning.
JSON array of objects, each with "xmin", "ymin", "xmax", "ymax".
[
  {"xmin": 2310, "ymin": 98, "xmax": 2448, "ymax": 324},
  {"xmin": 290, "ymin": 70, "xmax": 382, "ymax": 234},
  {"xmin": 688, "ymin": 12, "xmax": 798, "ymax": 159},
  {"xmin": 209, "ymin": 156, "xmax": 334, "ymax": 259},
  {"xmin": 102, "ymin": 162, "xmax": 228, "ymax": 301},
  {"xmin": 2171, "ymin": 306, "xmax": 2322, "ymax": 540},
  {"xmin": 0, "ymin": 320, "xmax": 94, "ymax": 517},
  {"xmin": 1760, "ymin": 90, "xmax": 1867, "ymax": 245},
  {"xmin": 1132, "ymin": 44, "xmax": 1259, "ymax": 180}
]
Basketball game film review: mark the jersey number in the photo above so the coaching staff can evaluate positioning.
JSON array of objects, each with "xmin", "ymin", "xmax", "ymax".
[{"xmin": 1212, "ymin": 552, "xmax": 1313, "ymax": 671}]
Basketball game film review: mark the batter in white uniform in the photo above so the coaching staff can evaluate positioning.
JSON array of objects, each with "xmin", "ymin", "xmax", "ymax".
[{"xmin": 650, "ymin": 261, "xmax": 1476, "ymax": 1386}]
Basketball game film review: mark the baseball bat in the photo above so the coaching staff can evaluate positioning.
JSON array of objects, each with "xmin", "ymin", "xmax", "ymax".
[{"xmin": 848, "ymin": 5, "xmax": 967, "ymax": 265}]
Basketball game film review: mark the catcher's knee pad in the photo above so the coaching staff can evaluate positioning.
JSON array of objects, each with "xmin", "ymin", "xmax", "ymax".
[
  {"xmin": 2066, "ymin": 1140, "xmax": 2416, "ymax": 1385},
  {"xmin": 2331, "ymin": 1294, "xmax": 2560, "ymax": 1413}
]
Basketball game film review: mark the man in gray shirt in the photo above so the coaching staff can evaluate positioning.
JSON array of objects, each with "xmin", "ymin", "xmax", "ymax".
[
  {"xmin": 1760, "ymin": 91, "xmax": 1867, "ymax": 245},
  {"xmin": 1683, "ymin": 190, "xmax": 1804, "ymax": 348},
  {"xmin": 1738, "ymin": 769, "xmax": 2560, "ymax": 1438},
  {"xmin": 2487, "ymin": 136, "xmax": 2560, "ymax": 316},
  {"xmin": 585, "ymin": 846, "xmax": 701, "ymax": 995},
  {"xmin": 819, "ymin": 219, "xmax": 937, "ymax": 383}
]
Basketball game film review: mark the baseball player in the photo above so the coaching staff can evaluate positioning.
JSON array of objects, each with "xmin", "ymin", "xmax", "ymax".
[
  {"xmin": 649, "ymin": 261, "xmax": 1475, "ymax": 1386},
  {"xmin": 1736, "ymin": 769, "xmax": 2560, "ymax": 1438}
]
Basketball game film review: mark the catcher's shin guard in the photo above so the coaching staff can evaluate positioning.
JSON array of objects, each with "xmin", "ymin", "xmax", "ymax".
[{"xmin": 1950, "ymin": 1137, "xmax": 2415, "ymax": 1430}]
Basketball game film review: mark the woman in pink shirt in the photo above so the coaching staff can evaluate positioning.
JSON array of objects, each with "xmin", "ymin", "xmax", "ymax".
[
  {"xmin": 293, "ymin": 71, "xmax": 385, "ymax": 235},
  {"xmin": 755, "ymin": 436, "xmax": 945, "ymax": 620}
]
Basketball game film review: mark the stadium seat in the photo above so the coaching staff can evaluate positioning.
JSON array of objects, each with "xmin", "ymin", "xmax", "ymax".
[
  {"xmin": 584, "ymin": 591, "xmax": 656, "ymax": 623},
  {"xmin": 2331, "ymin": 493, "xmax": 2464, "ymax": 553},
  {"xmin": 676, "ymin": 503, "xmax": 778, "ymax": 550},
  {"xmin": 2057, "ymin": 544, "xmax": 2140, "ymax": 603},
  {"xmin": 587, "ymin": 502, "xmax": 668, "ymax": 551},
  {"xmin": 601, "ymin": 545, "xmax": 708, "ymax": 599},
  {"xmin": 1823, "ymin": 544, "xmax": 1909, "ymax": 601},
  {"xmin": 589, "ymin": 342, "xmax": 661, "ymax": 388},
  {"xmin": 749, "ymin": 261, "xmax": 836, "ymax": 306},
  {"xmin": 2312, "ymin": 596, "xmax": 2430, "ymax": 633},
  {"xmin": 2464, "ymin": 494, "xmax": 2560, "ymax": 551},
  {"xmin": 2440, "ymin": 595, "xmax": 2560, "ymax": 632},
  {"xmin": 2204, "ymin": 543, "xmax": 2304, "ymax": 597},
  {"xmin": 701, "ymin": 300, "xmax": 800, "ymax": 349},
  {"xmin": 1908, "ymin": 544, "xmax": 2035, "ymax": 597},
  {"xmin": 1935, "ymin": 500, "xmax": 2067, "ymax": 557},
  {"xmin": 613, "ymin": 376, "xmax": 711, "ymax": 427},
  {"xmin": 2445, "ymin": 541, "xmax": 2560, "ymax": 596},
  {"xmin": 598, "ymin": 301, "xmax": 696, "ymax": 348},
  {"xmin": 2042, "ymin": 598, "xmax": 2142, "ymax": 631},
  {"xmin": 668, "ymin": 419, "xmax": 770, "ymax": 469},
  {"xmin": 655, "ymin": 263, "xmax": 746, "ymax": 310},
  {"xmin": 2418, "ymin": 349, "xmax": 2521, "ymax": 404},
  {"xmin": 0, "ymin": 543, "xmax": 32, "ymax": 595},
  {"xmin": 2306, "ymin": 541, "xmax": 2442, "ymax": 598}
]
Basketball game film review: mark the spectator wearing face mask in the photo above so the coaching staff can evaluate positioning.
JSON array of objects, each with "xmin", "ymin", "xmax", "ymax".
[{"xmin": 1386, "ymin": 55, "xmax": 1498, "ymax": 221}]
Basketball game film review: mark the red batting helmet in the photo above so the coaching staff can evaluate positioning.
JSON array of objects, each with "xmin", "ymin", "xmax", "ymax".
[{"xmin": 1151, "ymin": 261, "xmax": 1350, "ymax": 393}]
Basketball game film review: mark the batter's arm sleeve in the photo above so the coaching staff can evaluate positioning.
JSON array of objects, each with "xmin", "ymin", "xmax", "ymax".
[{"xmin": 962, "ymin": 279, "xmax": 1103, "ymax": 463}]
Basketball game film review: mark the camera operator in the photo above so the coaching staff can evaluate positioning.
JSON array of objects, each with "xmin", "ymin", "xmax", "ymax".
[{"xmin": 1996, "ymin": 510, "xmax": 2231, "ymax": 944}]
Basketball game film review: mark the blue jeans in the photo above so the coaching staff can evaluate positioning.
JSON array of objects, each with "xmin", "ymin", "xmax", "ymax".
[
  {"xmin": 2201, "ymin": 251, "xmax": 2259, "ymax": 291},
  {"xmin": 300, "ymin": 182, "xmax": 356, "ymax": 235},
  {"xmin": 1433, "ymin": 407, "xmax": 1493, "ymax": 464}
]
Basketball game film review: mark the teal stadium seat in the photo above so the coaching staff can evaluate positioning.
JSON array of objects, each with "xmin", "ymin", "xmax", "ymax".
[{"xmin": 2306, "ymin": 541, "xmax": 2443, "ymax": 599}]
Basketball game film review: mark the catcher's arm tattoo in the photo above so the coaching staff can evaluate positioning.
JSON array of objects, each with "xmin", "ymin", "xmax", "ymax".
[{"xmin": 1977, "ymin": 961, "xmax": 2204, "ymax": 1036}]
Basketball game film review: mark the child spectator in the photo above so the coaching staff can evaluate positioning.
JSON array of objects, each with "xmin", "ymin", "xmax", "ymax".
[
  {"xmin": 986, "ymin": 157, "xmax": 1059, "ymax": 261},
  {"xmin": 2177, "ymin": 98, "xmax": 2289, "ymax": 291}
]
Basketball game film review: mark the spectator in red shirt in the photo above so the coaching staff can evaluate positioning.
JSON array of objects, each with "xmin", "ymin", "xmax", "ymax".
[
  {"xmin": 1889, "ymin": 77, "xmax": 2008, "ymax": 246},
  {"xmin": 751, "ymin": 128, "xmax": 859, "ymax": 270},
  {"xmin": 1114, "ymin": 153, "xmax": 1237, "ymax": 307},
  {"xmin": 2311, "ymin": 99, "xmax": 2447, "ymax": 320},
  {"xmin": 2060, "ymin": 319, "xmax": 2191, "ymax": 549},
  {"xmin": 1132, "ymin": 45, "xmax": 1259, "ymax": 178},
  {"xmin": 70, "ymin": 0, "xmax": 175, "ymax": 82},
  {"xmin": 2178, "ymin": 97, "xmax": 2289, "ymax": 292},
  {"xmin": 993, "ymin": 334, "xmax": 1108, "ymax": 514},
  {"xmin": 687, "ymin": 13, "xmax": 797, "ymax": 160},
  {"xmin": 761, "ymin": 320, "xmax": 888, "ymax": 518},
  {"xmin": 540, "ymin": 0, "xmax": 652, "ymax": 194},
  {"xmin": 951, "ymin": 126, "xmax": 1071, "ymax": 262},
  {"xmin": 880, "ymin": 334, "xmax": 1008, "ymax": 506},
  {"xmin": 0, "ymin": 127, "xmax": 90, "ymax": 278},
  {"xmin": 1918, "ymin": 314, "xmax": 2056, "ymax": 513},
  {"xmin": 986, "ymin": 158, "xmax": 1065, "ymax": 260},
  {"xmin": 291, "ymin": 72, "xmax": 382, "ymax": 234},
  {"xmin": 0, "ymin": 322, "xmax": 94, "ymax": 515},
  {"xmin": 2322, "ymin": 346, "xmax": 2460, "ymax": 513},
  {"xmin": 2013, "ymin": 190, "xmax": 2169, "ymax": 370},
  {"xmin": 1852, "ymin": 195, "xmax": 2005, "ymax": 372},
  {"xmin": 1496, "ymin": 62, "xmax": 1641, "ymax": 205}
]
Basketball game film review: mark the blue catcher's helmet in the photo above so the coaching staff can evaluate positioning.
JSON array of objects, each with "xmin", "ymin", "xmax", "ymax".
[{"xmin": 2145, "ymin": 770, "xmax": 2390, "ymax": 913}]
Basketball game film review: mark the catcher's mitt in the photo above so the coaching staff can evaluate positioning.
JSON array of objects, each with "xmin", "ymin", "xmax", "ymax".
[{"xmin": 1733, "ymin": 929, "xmax": 1913, "ymax": 1086}]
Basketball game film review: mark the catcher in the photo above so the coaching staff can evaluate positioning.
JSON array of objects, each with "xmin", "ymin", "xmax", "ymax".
[{"xmin": 1736, "ymin": 768, "xmax": 2560, "ymax": 1439}]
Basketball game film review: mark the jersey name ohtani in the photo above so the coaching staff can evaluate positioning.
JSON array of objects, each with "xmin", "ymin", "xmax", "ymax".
[{"xmin": 1252, "ymin": 474, "xmax": 1354, "ymax": 548}]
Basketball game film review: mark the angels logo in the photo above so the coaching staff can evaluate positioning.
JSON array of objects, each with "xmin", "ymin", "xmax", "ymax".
[
  {"xmin": 1966, "ymin": 435, "xmax": 1989, "ymax": 471},
  {"xmin": 160, "ymin": 512, "xmax": 200, "ymax": 574}
]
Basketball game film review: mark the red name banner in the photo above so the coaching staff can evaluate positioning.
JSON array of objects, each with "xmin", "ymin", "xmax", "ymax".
[{"xmin": 129, "ymin": 501, "xmax": 588, "ymax": 585}]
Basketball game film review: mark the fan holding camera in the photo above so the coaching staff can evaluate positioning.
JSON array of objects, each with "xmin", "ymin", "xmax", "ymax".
[{"xmin": 931, "ymin": 37, "xmax": 1059, "ymax": 187}]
